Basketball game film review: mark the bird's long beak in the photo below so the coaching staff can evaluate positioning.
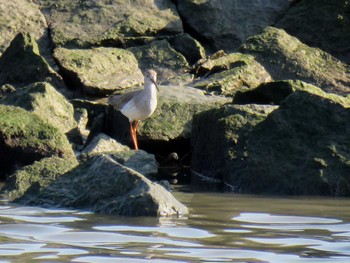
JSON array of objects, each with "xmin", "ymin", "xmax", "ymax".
[{"xmin": 151, "ymin": 78, "xmax": 159, "ymax": 91}]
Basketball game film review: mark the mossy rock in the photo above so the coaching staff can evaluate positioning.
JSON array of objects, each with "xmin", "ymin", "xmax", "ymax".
[
  {"xmin": 240, "ymin": 27, "xmax": 350, "ymax": 95},
  {"xmin": 1, "ymin": 82, "xmax": 76, "ymax": 133},
  {"xmin": 277, "ymin": 0, "xmax": 350, "ymax": 63},
  {"xmin": 233, "ymin": 80, "xmax": 324, "ymax": 105},
  {"xmin": 0, "ymin": 105, "xmax": 75, "ymax": 178},
  {"xmin": 191, "ymin": 104, "xmax": 276, "ymax": 185},
  {"xmin": 19, "ymin": 154, "xmax": 188, "ymax": 216},
  {"xmin": 193, "ymin": 89, "xmax": 350, "ymax": 196},
  {"xmin": 177, "ymin": 0, "xmax": 288, "ymax": 52},
  {"xmin": 34, "ymin": 0, "xmax": 182, "ymax": 48},
  {"xmin": 192, "ymin": 52, "xmax": 271, "ymax": 96},
  {"xmin": 0, "ymin": 32, "xmax": 63, "ymax": 88},
  {"xmin": 2, "ymin": 156, "xmax": 78, "ymax": 202},
  {"xmin": 128, "ymin": 40, "xmax": 189, "ymax": 81},
  {"xmin": 54, "ymin": 47, "xmax": 143, "ymax": 95},
  {"xmin": 168, "ymin": 33, "xmax": 206, "ymax": 65},
  {"xmin": 0, "ymin": 0, "xmax": 46, "ymax": 55},
  {"xmin": 139, "ymin": 85, "xmax": 231, "ymax": 141},
  {"xmin": 233, "ymin": 90, "xmax": 350, "ymax": 195}
]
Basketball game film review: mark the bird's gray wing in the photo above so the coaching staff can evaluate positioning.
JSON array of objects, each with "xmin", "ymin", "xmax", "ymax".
[{"xmin": 108, "ymin": 90, "xmax": 141, "ymax": 110}]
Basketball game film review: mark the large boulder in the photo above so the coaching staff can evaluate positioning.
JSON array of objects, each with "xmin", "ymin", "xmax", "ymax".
[
  {"xmin": 277, "ymin": 0, "xmax": 350, "ymax": 63},
  {"xmin": 0, "ymin": 0, "xmax": 46, "ymax": 55},
  {"xmin": 168, "ymin": 33, "xmax": 206, "ymax": 65},
  {"xmin": 1, "ymin": 82, "xmax": 76, "ymax": 133},
  {"xmin": 34, "ymin": 0, "xmax": 183, "ymax": 48},
  {"xmin": 19, "ymin": 154, "xmax": 188, "ymax": 216},
  {"xmin": 233, "ymin": 80, "xmax": 323, "ymax": 105},
  {"xmin": 192, "ymin": 52, "xmax": 272, "ymax": 96},
  {"xmin": 128, "ymin": 40, "xmax": 189, "ymax": 81},
  {"xmin": 240, "ymin": 27, "xmax": 350, "ymax": 95},
  {"xmin": 176, "ymin": 0, "xmax": 288, "ymax": 52},
  {"xmin": 1, "ymin": 157, "xmax": 78, "ymax": 202},
  {"xmin": 192, "ymin": 104, "xmax": 276, "ymax": 186},
  {"xmin": 192, "ymin": 88, "xmax": 350, "ymax": 196},
  {"xmin": 0, "ymin": 32, "xmax": 64, "ymax": 89},
  {"xmin": 54, "ymin": 47, "xmax": 143, "ymax": 95},
  {"xmin": 0, "ymin": 105, "xmax": 75, "ymax": 179}
]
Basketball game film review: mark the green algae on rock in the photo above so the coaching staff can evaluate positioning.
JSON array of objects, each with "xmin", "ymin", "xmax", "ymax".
[
  {"xmin": 0, "ymin": 105, "xmax": 75, "ymax": 179},
  {"xmin": 277, "ymin": 0, "xmax": 350, "ymax": 63},
  {"xmin": 128, "ymin": 40, "xmax": 189, "ymax": 81},
  {"xmin": 192, "ymin": 52, "xmax": 271, "ymax": 96},
  {"xmin": 240, "ymin": 27, "xmax": 350, "ymax": 95},
  {"xmin": 232, "ymin": 80, "xmax": 328, "ymax": 105},
  {"xmin": 0, "ymin": 32, "xmax": 63, "ymax": 89},
  {"xmin": 177, "ymin": 0, "xmax": 288, "ymax": 52},
  {"xmin": 0, "ymin": 0, "xmax": 46, "ymax": 55},
  {"xmin": 2, "ymin": 157, "xmax": 78, "ymax": 202},
  {"xmin": 138, "ymin": 85, "xmax": 231, "ymax": 141},
  {"xmin": 193, "ymin": 89, "xmax": 350, "ymax": 196},
  {"xmin": 54, "ymin": 47, "xmax": 143, "ymax": 95},
  {"xmin": 1, "ymin": 82, "xmax": 76, "ymax": 133},
  {"xmin": 19, "ymin": 154, "xmax": 188, "ymax": 216},
  {"xmin": 34, "ymin": 0, "xmax": 183, "ymax": 48}
]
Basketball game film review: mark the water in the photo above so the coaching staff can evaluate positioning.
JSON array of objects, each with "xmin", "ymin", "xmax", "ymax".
[{"xmin": 0, "ymin": 191, "xmax": 350, "ymax": 262}]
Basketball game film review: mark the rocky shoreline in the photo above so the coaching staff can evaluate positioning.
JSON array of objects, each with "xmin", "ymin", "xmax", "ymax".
[{"xmin": 0, "ymin": 0, "xmax": 349, "ymax": 216}]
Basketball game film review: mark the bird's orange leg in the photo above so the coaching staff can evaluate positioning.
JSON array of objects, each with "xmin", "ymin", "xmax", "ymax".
[{"xmin": 130, "ymin": 121, "xmax": 139, "ymax": 150}]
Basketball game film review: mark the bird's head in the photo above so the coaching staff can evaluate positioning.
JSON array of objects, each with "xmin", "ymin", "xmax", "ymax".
[{"xmin": 145, "ymin": 69, "xmax": 159, "ymax": 91}]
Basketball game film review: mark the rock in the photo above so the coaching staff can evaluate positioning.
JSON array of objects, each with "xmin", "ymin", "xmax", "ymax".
[
  {"xmin": 81, "ymin": 133, "xmax": 129, "ymax": 156},
  {"xmin": 1, "ymin": 157, "xmax": 78, "ymax": 202},
  {"xmin": 0, "ymin": 32, "xmax": 64, "ymax": 89},
  {"xmin": 192, "ymin": 52, "xmax": 272, "ymax": 96},
  {"xmin": 35, "ymin": 0, "xmax": 183, "ymax": 48},
  {"xmin": 193, "ymin": 89, "xmax": 350, "ymax": 196},
  {"xmin": 20, "ymin": 155, "xmax": 188, "ymax": 216},
  {"xmin": 0, "ymin": 105, "xmax": 75, "ymax": 179},
  {"xmin": 108, "ymin": 150, "xmax": 158, "ymax": 178},
  {"xmin": 54, "ymin": 47, "xmax": 143, "ymax": 95},
  {"xmin": 168, "ymin": 33, "xmax": 206, "ymax": 65},
  {"xmin": 191, "ymin": 103, "xmax": 277, "ymax": 188},
  {"xmin": 128, "ymin": 40, "xmax": 189, "ymax": 81},
  {"xmin": 240, "ymin": 27, "xmax": 350, "ymax": 95},
  {"xmin": 232, "ymin": 80, "xmax": 323, "ymax": 105},
  {"xmin": 176, "ymin": 0, "xmax": 288, "ymax": 52},
  {"xmin": 1, "ymin": 82, "xmax": 76, "ymax": 133},
  {"xmin": 277, "ymin": 0, "xmax": 350, "ymax": 63},
  {"xmin": 0, "ymin": 0, "xmax": 46, "ymax": 55}
]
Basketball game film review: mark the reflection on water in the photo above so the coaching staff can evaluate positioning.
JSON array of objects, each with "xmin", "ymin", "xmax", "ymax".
[{"xmin": 0, "ymin": 192, "xmax": 350, "ymax": 262}]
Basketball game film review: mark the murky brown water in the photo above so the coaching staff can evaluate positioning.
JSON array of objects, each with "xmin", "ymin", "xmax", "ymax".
[{"xmin": 0, "ymin": 190, "xmax": 349, "ymax": 262}]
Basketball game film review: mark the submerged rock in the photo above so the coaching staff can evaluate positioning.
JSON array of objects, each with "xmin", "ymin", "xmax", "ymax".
[
  {"xmin": 1, "ymin": 82, "xmax": 76, "ymax": 133},
  {"xmin": 240, "ymin": 27, "xmax": 350, "ymax": 95},
  {"xmin": 20, "ymin": 155, "xmax": 188, "ymax": 216},
  {"xmin": 54, "ymin": 47, "xmax": 143, "ymax": 95},
  {"xmin": 193, "ymin": 89, "xmax": 350, "ymax": 196}
]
